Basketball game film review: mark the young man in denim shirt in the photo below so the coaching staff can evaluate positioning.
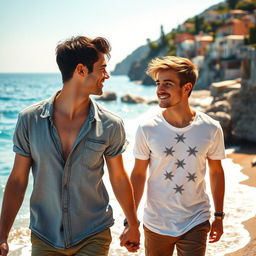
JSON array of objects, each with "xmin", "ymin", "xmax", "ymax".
[{"xmin": 0, "ymin": 36, "xmax": 140, "ymax": 256}]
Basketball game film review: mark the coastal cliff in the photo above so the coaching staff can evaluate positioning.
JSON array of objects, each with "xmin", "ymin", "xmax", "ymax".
[{"xmin": 111, "ymin": 45, "xmax": 149, "ymax": 76}]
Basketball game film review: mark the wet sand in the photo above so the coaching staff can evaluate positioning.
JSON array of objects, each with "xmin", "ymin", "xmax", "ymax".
[{"xmin": 225, "ymin": 144, "xmax": 256, "ymax": 256}]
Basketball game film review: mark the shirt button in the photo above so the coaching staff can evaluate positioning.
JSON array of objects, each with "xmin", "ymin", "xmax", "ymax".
[{"xmin": 63, "ymin": 207, "xmax": 68, "ymax": 212}]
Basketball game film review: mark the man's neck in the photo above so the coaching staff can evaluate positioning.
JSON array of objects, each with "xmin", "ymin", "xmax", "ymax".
[
  {"xmin": 162, "ymin": 105, "xmax": 196, "ymax": 128},
  {"xmin": 54, "ymin": 84, "xmax": 91, "ymax": 120}
]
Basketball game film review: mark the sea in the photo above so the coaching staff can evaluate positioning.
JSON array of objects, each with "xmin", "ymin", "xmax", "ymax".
[{"xmin": 0, "ymin": 73, "xmax": 256, "ymax": 256}]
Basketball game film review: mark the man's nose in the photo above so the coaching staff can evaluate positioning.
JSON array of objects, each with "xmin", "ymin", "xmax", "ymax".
[{"xmin": 104, "ymin": 71, "xmax": 110, "ymax": 79}]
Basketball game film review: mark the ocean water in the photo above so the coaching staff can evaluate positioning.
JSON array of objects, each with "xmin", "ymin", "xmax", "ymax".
[{"xmin": 0, "ymin": 73, "xmax": 255, "ymax": 256}]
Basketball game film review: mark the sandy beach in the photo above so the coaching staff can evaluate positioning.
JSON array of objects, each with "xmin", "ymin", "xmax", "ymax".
[{"xmin": 225, "ymin": 143, "xmax": 256, "ymax": 256}]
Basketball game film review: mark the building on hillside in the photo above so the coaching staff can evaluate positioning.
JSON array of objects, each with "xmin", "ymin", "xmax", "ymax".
[
  {"xmin": 216, "ymin": 17, "xmax": 253, "ymax": 36},
  {"xmin": 200, "ymin": 10, "xmax": 228, "ymax": 22},
  {"xmin": 176, "ymin": 39, "xmax": 196, "ymax": 59},
  {"xmin": 216, "ymin": 35, "xmax": 245, "ymax": 59},
  {"xmin": 195, "ymin": 34, "xmax": 213, "ymax": 56},
  {"xmin": 229, "ymin": 9, "xmax": 248, "ymax": 19},
  {"xmin": 175, "ymin": 33, "xmax": 195, "ymax": 44},
  {"xmin": 179, "ymin": 23, "xmax": 195, "ymax": 33}
]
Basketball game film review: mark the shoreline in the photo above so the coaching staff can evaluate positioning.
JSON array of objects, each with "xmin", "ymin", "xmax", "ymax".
[{"xmin": 225, "ymin": 143, "xmax": 256, "ymax": 256}]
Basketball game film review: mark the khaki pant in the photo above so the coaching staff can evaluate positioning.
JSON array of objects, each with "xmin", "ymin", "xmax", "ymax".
[
  {"xmin": 144, "ymin": 221, "xmax": 210, "ymax": 256},
  {"xmin": 31, "ymin": 228, "xmax": 112, "ymax": 256}
]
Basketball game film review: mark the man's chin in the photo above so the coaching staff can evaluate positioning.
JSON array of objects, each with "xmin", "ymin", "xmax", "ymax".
[
  {"xmin": 158, "ymin": 102, "xmax": 170, "ymax": 108},
  {"xmin": 92, "ymin": 90, "xmax": 103, "ymax": 96}
]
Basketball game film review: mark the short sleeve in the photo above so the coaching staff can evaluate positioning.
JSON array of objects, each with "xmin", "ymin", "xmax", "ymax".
[
  {"xmin": 207, "ymin": 123, "xmax": 225, "ymax": 160},
  {"xmin": 13, "ymin": 113, "xmax": 31, "ymax": 157},
  {"xmin": 133, "ymin": 125, "xmax": 150, "ymax": 160},
  {"xmin": 104, "ymin": 119, "xmax": 128, "ymax": 158}
]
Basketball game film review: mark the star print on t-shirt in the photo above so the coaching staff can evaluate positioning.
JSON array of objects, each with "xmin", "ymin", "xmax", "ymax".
[
  {"xmin": 175, "ymin": 159, "xmax": 186, "ymax": 169},
  {"xmin": 163, "ymin": 146, "xmax": 175, "ymax": 157},
  {"xmin": 161, "ymin": 132, "xmax": 200, "ymax": 195},
  {"xmin": 187, "ymin": 146, "xmax": 198, "ymax": 156},
  {"xmin": 173, "ymin": 184, "xmax": 184, "ymax": 194},
  {"xmin": 164, "ymin": 171, "xmax": 174, "ymax": 181},
  {"xmin": 186, "ymin": 172, "xmax": 197, "ymax": 182},
  {"xmin": 174, "ymin": 133, "xmax": 186, "ymax": 143}
]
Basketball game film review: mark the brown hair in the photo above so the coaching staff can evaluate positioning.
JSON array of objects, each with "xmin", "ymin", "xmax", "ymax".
[
  {"xmin": 56, "ymin": 36, "xmax": 111, "ymax": 83},
  {"xmin": 146, "ymin": 56, "xmax": 198, "ymax": 95}
]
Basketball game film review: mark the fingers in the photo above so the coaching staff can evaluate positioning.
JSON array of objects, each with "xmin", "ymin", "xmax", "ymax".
[
  {"xmin": 124, "ymin": 241, "xmax": 140, "ymax": 253},
  {"xmin": 209, "ymin": 229, "xmax": 223, "ymax": 243},
  {"xmin": 0, "ymin": 242, "xmax": 9, "ymax": 256}
]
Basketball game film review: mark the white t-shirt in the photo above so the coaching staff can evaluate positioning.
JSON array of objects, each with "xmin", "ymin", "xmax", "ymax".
[{"xmin": 133, "ymin": 110, "xmax": 225, "ymax": 237}]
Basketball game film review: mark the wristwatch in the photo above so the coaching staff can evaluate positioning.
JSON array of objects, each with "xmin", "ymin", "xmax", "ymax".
[
  {"xmin": 123, "ymin": 218, "xmax": 140, "ymax": 227},
  {"xmin": 214, "ymin": 212, "xmax": 225, "ymax": 220}
]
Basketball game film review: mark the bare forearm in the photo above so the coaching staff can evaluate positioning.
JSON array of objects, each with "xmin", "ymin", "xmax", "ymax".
[
  {"xmin": 210, "ymin": 170, "xmax": 225, "ymax": 212},
  {"xmin": 0, "ymin": 178, "xmax": 28, "ymax": 240},
  {"xmin": 110, "ymin": 175, "xmax": 138, "ymax": 226},
  {"xmin": 130, "ymin": 172, "xmax": 146, "ymax": 210}
]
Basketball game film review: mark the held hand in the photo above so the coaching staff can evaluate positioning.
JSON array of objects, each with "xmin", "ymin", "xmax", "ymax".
[
  {"xmin": 119, "ymin": 225, "xmax": 140, "ymax": 253},
  {"xmin": 0, "ymin": 241, "xmax": 9, "ymax": 256},
  {"xmin": 209, "ymin": 219, "xmax": 223, "ymax": 243}
]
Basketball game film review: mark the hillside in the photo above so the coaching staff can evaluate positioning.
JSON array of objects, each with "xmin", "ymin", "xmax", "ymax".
[{"xmin": 111, "ymin": 45, "xmax": 149, "ymax": 75}]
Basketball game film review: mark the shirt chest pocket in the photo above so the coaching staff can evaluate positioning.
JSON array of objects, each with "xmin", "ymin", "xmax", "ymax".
[{"xmin": 83, "ymin": 140, "xmax": 107, "ymax": 168}]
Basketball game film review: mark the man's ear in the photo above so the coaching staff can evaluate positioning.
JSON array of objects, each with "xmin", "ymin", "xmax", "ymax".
[
  {"xmin": 75, "ymin": 64, "xmax": 88, "ymax": 77},
  {"xmin": 184, "ymin": 82, "xmax": 192, "ymax": 95}
]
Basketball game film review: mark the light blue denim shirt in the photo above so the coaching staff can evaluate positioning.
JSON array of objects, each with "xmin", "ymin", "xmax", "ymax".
[{"xmin": 13, "ymin": 92, "xmax": 127, "ymax": 249}]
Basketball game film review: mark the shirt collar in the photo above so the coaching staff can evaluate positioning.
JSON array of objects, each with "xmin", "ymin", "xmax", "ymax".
[{"xmin": 40, "ymin": 91, "xmax": 101, "ymax": 123}]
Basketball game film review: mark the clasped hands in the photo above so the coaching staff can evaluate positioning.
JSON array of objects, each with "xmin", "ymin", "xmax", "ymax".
[{"xmin": 119, "ymin": 224, "xmax": 140, "ymax": 253}]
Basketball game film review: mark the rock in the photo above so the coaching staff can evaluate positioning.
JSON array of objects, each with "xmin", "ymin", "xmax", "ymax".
[
  {"xmin": 95, "ymin": 91, "xmax": 117, "ymax": 101},
  {"xmin": 210, "ymin": 80, "xmax": 241, "ymax": 97},
  {"xmin": 147, "ymin": 98, "xmax": 159, "ymax": 105},
  {"xmin": 205, "ymin": 100, "xmax": 231, "ymax": 114},
  {"xmin": 252, "ymin": 158, "xmax": 256, "ymax": 167},
  {"xmin": 189, "ymin": 90, "xmax": 213, "ymax": 110},
  {"xmin": 121, "ymin": 94, "xmax": 146, "ymax": 104},
  {"xmin": 207, "ymin": 111, "xmax": 232, "ymax": 140}
]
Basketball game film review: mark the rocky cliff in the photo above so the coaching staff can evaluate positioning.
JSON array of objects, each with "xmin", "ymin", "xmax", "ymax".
[
  {"xmin": 111, "ymin": 45, "xmax": 149, "ymax": 76},
  {"xmin": 230, "ymin": 47, "xmax": 256, "ymax": 142},
  {"xmin": 205, "ymin": 46, "xmax": 256, "ymax": 143}
]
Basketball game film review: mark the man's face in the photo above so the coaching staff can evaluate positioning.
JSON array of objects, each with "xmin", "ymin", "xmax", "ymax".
[
  {"xmin": 155, "ymin": 69, "xmax": 186, "ymax": 109},
  {"xmin": 85, "ymin": 54, "xmax": 110, "ymax": 95}
]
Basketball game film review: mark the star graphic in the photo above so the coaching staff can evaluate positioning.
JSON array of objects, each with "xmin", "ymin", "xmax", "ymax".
[
  {"xmin": 163, "ymin": 146, "xmax": 175, "ymax": 157},
  {"xmin": 164, "ymin": 171, "xmax": 174, "ymax": 181},
  {"xmin": 173, "ymin": 184, "xmax": 184, "ymax": 194},
  {"xmin": 187, "ymin": 146, "xmax": 198, "ymax": 157},
  {"xmin": 186, "ymin": 172, "xmax": 197, "ymax": 182},
  {"xmin": 174, "ymin": 133, "xmax": 186, "ymax": 143},
  {"xmin": 175, "ymin": 159, "xmax": 186, "ymax": 169}
]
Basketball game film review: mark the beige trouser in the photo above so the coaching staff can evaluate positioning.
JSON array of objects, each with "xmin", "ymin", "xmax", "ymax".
[
  {"xmin": 31, "ymin": 228, "xmax": 112, "ymax": 256},
  {"xmin": 144, "ymin": 220, "xmax": 210, "ymax": 256}
]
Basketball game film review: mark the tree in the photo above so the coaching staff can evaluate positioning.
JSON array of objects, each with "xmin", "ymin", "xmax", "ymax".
[
  {"xmin": 195, "ymin": 16, "xmax": 204, "ymax": 34},
  {"xmin": 226, "ymin": 0, "xmax": 239, "ymax": 9},
  {"xmin": 249, "ymin": 26, "xmax": 256, "ymax": 44},
  {"xmin": 236, "ymin": 0, "xmax": 256, "ymax": 12}
]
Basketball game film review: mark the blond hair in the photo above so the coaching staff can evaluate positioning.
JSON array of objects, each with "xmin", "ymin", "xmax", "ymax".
[{"xmin": 146, "ymin": 56, "xmax": 198, "ymax": 90}]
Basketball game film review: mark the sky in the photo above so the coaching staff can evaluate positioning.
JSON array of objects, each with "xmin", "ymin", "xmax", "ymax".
[{"xmin": 0, "ymin": 0, "xmax": 222, "ymax": 73}]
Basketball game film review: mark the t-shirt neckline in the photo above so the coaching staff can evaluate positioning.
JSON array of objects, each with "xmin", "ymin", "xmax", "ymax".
[{"xmin": 159, "ymin": 110, "xmax": 199, "ymax": 132}]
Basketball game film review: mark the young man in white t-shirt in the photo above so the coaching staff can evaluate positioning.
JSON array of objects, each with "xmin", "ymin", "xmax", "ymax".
[{"xmin": 128, "ymin": 56, "xmax": 225, "ymax": 256}]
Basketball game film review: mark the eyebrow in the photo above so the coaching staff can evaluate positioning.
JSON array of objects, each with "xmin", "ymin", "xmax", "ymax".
[{"xmin": 155, "ymin": 79, "xmax": 175, "ymax": 83}]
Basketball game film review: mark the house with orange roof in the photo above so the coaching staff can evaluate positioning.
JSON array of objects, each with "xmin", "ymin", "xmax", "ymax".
[{"xmin": 216, "ymin": 17, "xmax": 253, "ymax": 36}]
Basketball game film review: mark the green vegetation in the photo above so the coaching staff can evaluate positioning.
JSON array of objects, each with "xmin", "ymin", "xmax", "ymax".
[
  {"xmin": 227, "ymin": 0, "xmax": 239, "ymax": 9},
  {"xmin": 236, "ymin": 0, "xmax": 256, "ymax": 12},
  {"xmin": 144, "ymin": 0, "xmax": 256, "ymax": 60},
  {"xmin": 245, "ymin": 26, "xmax": 256, "ymax": 48},
  {"xmin": 147, "ymin": 26, "xmax": 176, "ymax": 57},
  {"xmin": 226, "ymin": 0, "xmax": 256, "ymax": 12}
]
